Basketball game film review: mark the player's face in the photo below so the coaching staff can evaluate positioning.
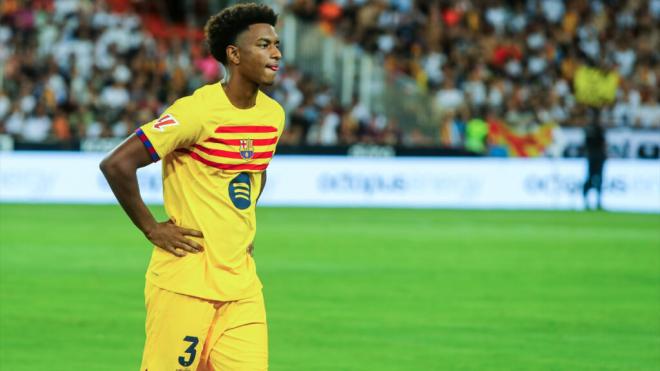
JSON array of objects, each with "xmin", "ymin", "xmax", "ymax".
[{"xmin": 237, "ymin": 24, "xmax": 282, "ymax": 86}]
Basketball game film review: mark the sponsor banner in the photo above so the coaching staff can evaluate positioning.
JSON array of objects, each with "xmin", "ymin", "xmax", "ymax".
[
  {"xmin": 0, "ymin": 152, "xmax": 163, "ymax": 204},
  {"xmin": 560, "ymin": 128, "xmax": 660, "ymax": 159},
  {"xmin": 261, "ymin": 157, "xmax": 660, "ymax": 212},
  {"xmin": 0, "ymin": 152, "xmax": 658, "ymax": 212}
]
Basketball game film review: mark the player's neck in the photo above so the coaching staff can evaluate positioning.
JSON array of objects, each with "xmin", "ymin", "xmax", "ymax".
[{"xmin": 222, "ymin": 73, "xmax": 259, "ymax": 109}]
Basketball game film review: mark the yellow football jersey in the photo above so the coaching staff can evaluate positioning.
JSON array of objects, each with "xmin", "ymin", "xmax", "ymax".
[{"xmin": 136, "ymin": 83, "xmax": 285, "ymax": 301}]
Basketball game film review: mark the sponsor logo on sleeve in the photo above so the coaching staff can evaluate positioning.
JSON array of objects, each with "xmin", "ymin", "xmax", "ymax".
[{"xmin": 153, "ymin": 114, "xmax": 180, "ymax": 132}]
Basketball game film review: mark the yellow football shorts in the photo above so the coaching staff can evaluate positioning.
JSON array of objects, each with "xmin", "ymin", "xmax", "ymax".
[{"xmin": 140, "ymin": 281, "xmax": 268, "ymax": 371}]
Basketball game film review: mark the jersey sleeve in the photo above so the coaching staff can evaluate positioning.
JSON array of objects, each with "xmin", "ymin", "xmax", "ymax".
[
  {"xmin": 273, "ymin": 104, "xmax": 286, "ymax": 151},
  {"xmin": 278, "ymin": 105, "xmax": 286, "ymax": 137},
  {"xmin": 135, "ymin": 96, "xmax": 204, "ymax": 162}
]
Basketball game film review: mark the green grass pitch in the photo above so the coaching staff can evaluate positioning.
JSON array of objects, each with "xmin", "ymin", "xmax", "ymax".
[{"xmin": 1, "ymin": 204, "xmax": 659, "ymax": 370}]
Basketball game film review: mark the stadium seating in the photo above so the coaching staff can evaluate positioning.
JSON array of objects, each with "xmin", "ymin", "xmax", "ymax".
[{"xmin": 0, "ymin": 0, "xmax": 658, "ymax": 155}]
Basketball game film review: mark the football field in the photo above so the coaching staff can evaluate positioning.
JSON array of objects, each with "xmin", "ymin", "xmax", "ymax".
[{"xmin": 1, "ymin": 204, "xmax": 658, "ymax": 370}]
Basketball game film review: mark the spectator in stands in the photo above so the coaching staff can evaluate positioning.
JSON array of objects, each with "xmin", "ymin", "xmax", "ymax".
[
  {"xmin": 318, "ymin": 104, "xmax": 341, "ymax": 145},
  {"xmin": 0, "ymin": 91, "xmax": 10, "ymax": 121},
  {"xmin": 4, "ymin": 102, "xmax": 24, "ymax": 137},
  {"xmin": 52, "ymin": 108, "xmax": 71, "ymax": 142},
  {"xmin": 22, "ymin": 102, "xmax": 51, "ymax": 143}
]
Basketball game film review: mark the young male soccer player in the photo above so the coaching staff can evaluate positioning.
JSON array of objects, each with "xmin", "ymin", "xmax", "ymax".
[{"xmin": 100, "ymin": 4, "xmax": 283, "ymax": 370}]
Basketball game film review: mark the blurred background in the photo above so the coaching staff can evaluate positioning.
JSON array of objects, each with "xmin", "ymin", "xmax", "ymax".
[
  {"xmin": 1, "ymin": 0, "xmax": 659, "ymax": 152},
  {"xmin": 1, "ymin": 0, "xmax": 659, "ymax": 210},
  {"xmin": 0, "ymin": 0, "xmax": 659, "ymax": 370}
]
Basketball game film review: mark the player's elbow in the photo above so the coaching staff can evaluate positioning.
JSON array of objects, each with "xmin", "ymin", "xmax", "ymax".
[
  {"xmin": 99, "ymin": 154, "xmax": 125, "ymax": 179},
  {"xmin": 99, "ymin": 156, "xmax": 113, "ymax": 177}
]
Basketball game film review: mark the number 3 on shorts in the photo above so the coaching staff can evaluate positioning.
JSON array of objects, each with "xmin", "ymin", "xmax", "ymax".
[{"xmin": 178, "ymin": 336, "xmax": 199, "ymax": 367}]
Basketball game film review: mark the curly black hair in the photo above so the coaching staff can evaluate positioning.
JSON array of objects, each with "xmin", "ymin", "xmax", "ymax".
[{"xmin": 204, "ymin": 3, "xmax": 278, "ymax": 65}]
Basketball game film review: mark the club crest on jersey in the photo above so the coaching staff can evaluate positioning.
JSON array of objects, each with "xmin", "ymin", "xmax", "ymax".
[
  {"xmin": 153, "ymin": 114, "xmax": 179, "ymax": 132},
  {"xmin": 239, "ymin": 139, "xmax": 254, "ymax": 160}
]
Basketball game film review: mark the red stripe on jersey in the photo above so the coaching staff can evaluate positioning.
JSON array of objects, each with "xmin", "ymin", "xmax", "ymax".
[
  {"xmin": 193, "ymin": 145, "xmax": 273, "ymax": 159},
  {"xmin": 185, "ymin": 150, "xmax": 269, "ymax": 171},
  {"xmin": 215, "ymin": 126, "xmax": 277, "ymax": 133},
  {"xmin": 206, "ymin": 137, "xmax": 278, "ymax": 146}
]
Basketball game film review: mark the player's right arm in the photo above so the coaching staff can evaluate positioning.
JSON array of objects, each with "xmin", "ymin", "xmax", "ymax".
[{"xmin": 99, "ymin": 134, "xmax": 203, "ymax": 257}]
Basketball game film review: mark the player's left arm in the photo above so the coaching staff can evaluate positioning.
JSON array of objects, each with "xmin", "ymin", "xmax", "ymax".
[
  {"xmin": 248, "ymin": 170, "xmax": 267, "ymax": 257},
  {"xmin": 249, "ymin": 105, "xmax": 282, "ymax": 256},
  {"xmin": 254, "ymin": 106, "xmax": 280, "ymax": 205},
  {"xmin": 257, "ymin": 170, "xmax": 267, "ymax": 203}
]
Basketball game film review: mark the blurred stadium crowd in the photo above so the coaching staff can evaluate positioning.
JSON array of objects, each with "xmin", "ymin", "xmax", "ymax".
[
  {"xmin": 293, "ymin": 0, "xmax": 659, "ymax": 136},
  {"xmin": 0, "ymin": 0, "xmax": 658, "ymax": 152}
]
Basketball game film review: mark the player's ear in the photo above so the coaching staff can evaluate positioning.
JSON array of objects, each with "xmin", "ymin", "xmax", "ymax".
[{"xmin": 226, "ymin": 45, "xmax": 240, "ymax": 65}]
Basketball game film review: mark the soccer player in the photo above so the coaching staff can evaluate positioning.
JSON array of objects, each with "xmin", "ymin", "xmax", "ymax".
[{"xmin": 99, "ymin": 4, "xmax": 283, "ymax": 370}]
